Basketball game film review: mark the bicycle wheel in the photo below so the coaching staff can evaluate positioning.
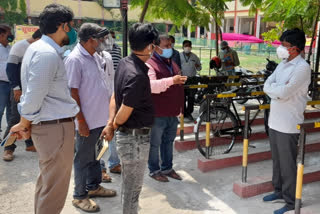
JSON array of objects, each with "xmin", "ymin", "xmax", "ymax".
[{"xmin": 195, "ymin": 107, "xmax": 239, "ymax": 159}]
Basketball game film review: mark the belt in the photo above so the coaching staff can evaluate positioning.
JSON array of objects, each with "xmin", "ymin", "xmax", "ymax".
[
  {"xmin": 36, "ymin": 117, "xmax": 74, "ymax": 125},
  {"xmin": 118, "ymin": 127, "xmax": 151, "ymax": 136}
]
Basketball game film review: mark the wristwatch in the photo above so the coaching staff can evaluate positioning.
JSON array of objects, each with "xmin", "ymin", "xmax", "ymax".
[{"xmin": 13, "ymin": 86, "xmax": 21, "ymax": 90}]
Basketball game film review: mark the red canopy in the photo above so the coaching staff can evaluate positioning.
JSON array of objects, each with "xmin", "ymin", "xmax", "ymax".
[{"xmin": 210, "ymin": 33, "xmax": 264, "ymax": 43}]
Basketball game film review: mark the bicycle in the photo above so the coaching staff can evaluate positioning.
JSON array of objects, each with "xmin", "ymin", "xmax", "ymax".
[{"xmin": 194, "ymin": 90, "xmax": 270, "ymax": 159}]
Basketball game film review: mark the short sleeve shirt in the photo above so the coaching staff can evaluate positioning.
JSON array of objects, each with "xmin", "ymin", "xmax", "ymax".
[{"xmin": 114, "ymin": 53, "xmax": 154, "ymax": 129}]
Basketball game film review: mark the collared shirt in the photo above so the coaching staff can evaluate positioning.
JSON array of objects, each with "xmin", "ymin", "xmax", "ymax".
[
  {"xmin": 18, "ymin": 35, "xmax": 79, "ymax": 124},
  {"xmin": 180, "ymin": 52, "xmax": 202, "ymax": 77},
  {"xmin": 6, "ymin": 39, "xmax": 30, "ymax": 89},
  {"xmin": 0, "ymin": 43, "xmax": 11, "ymax": 82},
  {"xmin": 114, "ymin": 53, "xmax": 154, "ymax": 129},
  {"xmin": 65, "ymin": 44, "xmax": 113, "ymax": 130},
  {"xmin": 263, "ymin": 55, "xmax": 311, "ymax": 133},
  {"xmin": 108, "ymin": 43, "xmax": 122, "ymax": 71}
]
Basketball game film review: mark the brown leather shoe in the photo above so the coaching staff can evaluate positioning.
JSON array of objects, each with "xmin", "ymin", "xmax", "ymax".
[
  {"xmin": 26, "ymin": 145, "xmax": 37, "ymax": 152},
  {"xmin": 101, "ymin": 169, "xmax": 112, "ymax": 183},
  {"xmin": 164, "ymin": 169, "xmax": 182, "ymax": 181},
  {"xmin": 110, "ymin": 164, "xmax": 121, "ymax": 174},
  {"xmin": 3, "ymin": 150, "xmax": 14, "ymax": 162},
  {"xmin": 150, "ymin": 173, "xmax": 169, "ymax": 182}
]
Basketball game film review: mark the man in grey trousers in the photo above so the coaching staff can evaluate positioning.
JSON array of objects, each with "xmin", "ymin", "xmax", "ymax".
[
  {"xmin": 101, "ymin": 23, "xmax": 159, "ymax": 214},
  {"xmin": 263, "ymin": 29, "xmax": 310, "ymax": 214}
]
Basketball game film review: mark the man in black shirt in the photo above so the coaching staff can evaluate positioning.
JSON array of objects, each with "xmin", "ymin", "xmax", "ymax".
[{"xmin": 101, "ymin": 23, "xmax": 158, "ymax": 214}]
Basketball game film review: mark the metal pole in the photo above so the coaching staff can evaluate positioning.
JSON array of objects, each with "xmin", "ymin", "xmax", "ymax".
[
  {"xmin": 295, "ymin": 128, "xmax": 306, "ymax": 214},
  {"xmin": 205, "ymin": 97, "xmax": 211, "ymax": 159},
  {"xmin": 180, "ymin": 114, "xmax": 184, "ymax": 141},
  {"xmin": 242, "ymin": 108, "xmax": 250, "ymax": 183},
  {"xmin": 121, "ymin": 0, "xmax": 128, "ymax": 57}
]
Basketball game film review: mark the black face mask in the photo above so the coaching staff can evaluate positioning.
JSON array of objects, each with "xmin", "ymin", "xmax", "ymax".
[{"xmin": 7, "ymin": 35, "xmax": 14, "ymax": 42}]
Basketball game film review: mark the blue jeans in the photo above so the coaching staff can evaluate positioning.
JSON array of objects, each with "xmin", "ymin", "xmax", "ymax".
[
  {"xmin": 73, "ymin": 127, "xmax": 103, "ymax": 200},
  {"xmin": 100, "ymin": 136, "xmax": 121, "ymax": 171},
  {"xmin": 0, "ymin": 81, "xmax": 11, "ymax": 133},
  {"xmin": 148, "ymin": 117, "xmax": 178, "ymax": 175}
]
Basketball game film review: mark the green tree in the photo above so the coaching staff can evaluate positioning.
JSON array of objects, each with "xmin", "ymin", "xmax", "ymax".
[
  {"xmin": 197, "ymin": 0, "xmax": 233, "ymax": 55},
  {"xmin": 130, "ymin": 0, "xmax": 210, "ymax": 29},
  {"xmin": 0, "ymin": 0, "xmax": 27, "ymax": 26}
]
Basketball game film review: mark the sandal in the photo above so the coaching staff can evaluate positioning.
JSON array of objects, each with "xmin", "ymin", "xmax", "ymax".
[
  {"xmin": 102, "ymin": 170, "xmax": 112, "ymax": 183},
  {"xmin": 88, "ymin": 185, "xmax": 117, "ymax": 198},
  {"xmin": 72, "ymin": 198, "xmax": 100, "ymax": 213}
]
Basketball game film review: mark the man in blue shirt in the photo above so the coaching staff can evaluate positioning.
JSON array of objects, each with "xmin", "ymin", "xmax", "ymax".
[
  {"xmin": 11, "ymin": 4, "xmax": 79, "ymax": 214},
  {"xmin": 65, "ymin": 23, "xmax": 116, "ymax": 213}
]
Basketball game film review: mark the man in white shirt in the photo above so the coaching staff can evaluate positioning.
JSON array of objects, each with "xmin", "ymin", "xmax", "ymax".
[
  {"xmin": 180, "ymin": 40, "xmax": 201, "ymax": 120},
  {"xmin": 0, "ymin": 24, "xmax": 14, "ymax": 139},
  {"xmin": 263, "ymin": 29, "xmax": 310, "ymax": 214}
]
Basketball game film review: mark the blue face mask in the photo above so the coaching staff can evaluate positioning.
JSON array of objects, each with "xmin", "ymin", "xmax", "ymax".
[
  {"xmin": 66, "ymin": 24, "xmax": 77, "ymax": 46},
  {"xmin": 160, "ymin": 48, "xmax": 173, "ymax": 59}
]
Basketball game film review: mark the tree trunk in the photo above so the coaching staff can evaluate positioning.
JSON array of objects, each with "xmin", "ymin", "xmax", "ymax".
[
  {"xmin": 215, "ymin": 18, "xmax": 219, "ymax": 56},
  {"xmin": 307, "ymin": 2, "xmax": 320, "ymax": 63},
  {"xmin": 139, "ymin": 0, "xmax": 150, "ymax": 23}
]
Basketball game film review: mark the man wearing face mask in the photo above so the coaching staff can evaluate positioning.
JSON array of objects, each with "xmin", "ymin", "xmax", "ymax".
[
  {"xmin": 10, "ymin": 4, "xmax": 79, "ymax": 214},
  {"xmin": 64, "ymin": 23, "xmax": 117, "ymax": 213},
  {"xmin": 101, "ymin": 23, "xmax": 159, "ymax": 214},
  {"xmin": 263, "ymin": 29, "xmax": 310, "ymax": 214},
  {"xmin": 218, "ymin": 41, "xmax": 240, "ymax": 77},
  {"xmin": 146, "ymin": 34, "xmax": 187, "ymax": 182},
  {"xmin": 0, "ymin": 24, "xmax": 14, "ymax": 140},
  {"xmin": 180, "ymin": 40, "xmax": 201, "ymax": 121}
]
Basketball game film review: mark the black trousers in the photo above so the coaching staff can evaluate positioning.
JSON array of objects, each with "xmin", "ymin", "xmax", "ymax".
[
  {"xmin": 184, "ymin": 89, "xmax": 195, "ymax": 117},
  {"xmin": 4, "ymin": 90, "xmax": 33, "ymax": 151},
  {"xmin": 269, "ymin": 128, "xmax": 299, "ymax": 210}
]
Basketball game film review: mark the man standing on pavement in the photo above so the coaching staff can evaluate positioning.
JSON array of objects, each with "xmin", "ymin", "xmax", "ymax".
[
  {"xmin": 263, "ymin": 29, "xmax": 310, "ymax": 214},
  {"xmin": 169, "ymin": 35, "xmax": 181, "ymax": 69},
  {"xmin": 0, "ymin": 24, "xmax": 13, "ymax": 139},
  {"xmin": 65, "ymin": 23, "xmax": 116, "ymax": 213},
  {"xmin": 101, "ymin": 23, "xmax": 159, "ymax": 214},
  {"xmin": 10, "ymin": 4, "xmax": 80, "ymax": 214},
  {"xmin": 147, "ymin": 34, "xmax": 186, "ymax": 182},
  {"xmin": 218, "ymin": 41, "xmax": 240, "ymax": 77},
  {"xmin": 2, "ymin": 29, "xmax": 42, "ymax": 161},
  {"xmin": 180, "ymin": 40, "xmax": 201, "ymax": 121},
  {"xmin": 106, "ymin": 30, "xmax": 122, "ymax": 71}
]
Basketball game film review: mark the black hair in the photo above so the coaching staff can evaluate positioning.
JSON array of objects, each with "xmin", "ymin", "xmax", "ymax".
[
  {"xmin": 128, "ymin": 23, "xmax": 159, "ymax": 51},
  {"xmin": 78, "ymin": 23, "xmax": 106, "ymax": 42},
  {"xmin": 32, "ymin": 29, "xmax": 42, "ymax": 39},
  {"xmin": 39, "ymin": 4, "xmax": 74, "ymax": 35},
  {"xmin": 155, "ymin": 34, "xmax": 169, "ymax": 46},
  {"xmin": 183, "ymin": 40, "xmax": 192, "ymax": 47},
  {"xmin": 169, "ymin": 35, "xmax": 175, "ymax": 43},
  {"xmin": 280, "ymin": 28, "xmax": 306, "ymax": 52},
  {"xmin": 0, "ymin": 24, "xmax": 11, "ymax": 35},
  {"xmin": 110, "ymin": 30, "xmax": 115, "ymax": 34}
]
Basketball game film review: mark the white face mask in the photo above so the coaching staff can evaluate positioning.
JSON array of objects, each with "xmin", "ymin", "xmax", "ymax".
[
  {"xmin": 184, "ymin": 47, "xmax": 191, "ymax": 54},
  {"xmin": 277, "ymin": 45, "xmax": 290, "ymax": 59},
  {"xmin": 171, "ymin": 43, "xmax": 175, "ymax": 49}
]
